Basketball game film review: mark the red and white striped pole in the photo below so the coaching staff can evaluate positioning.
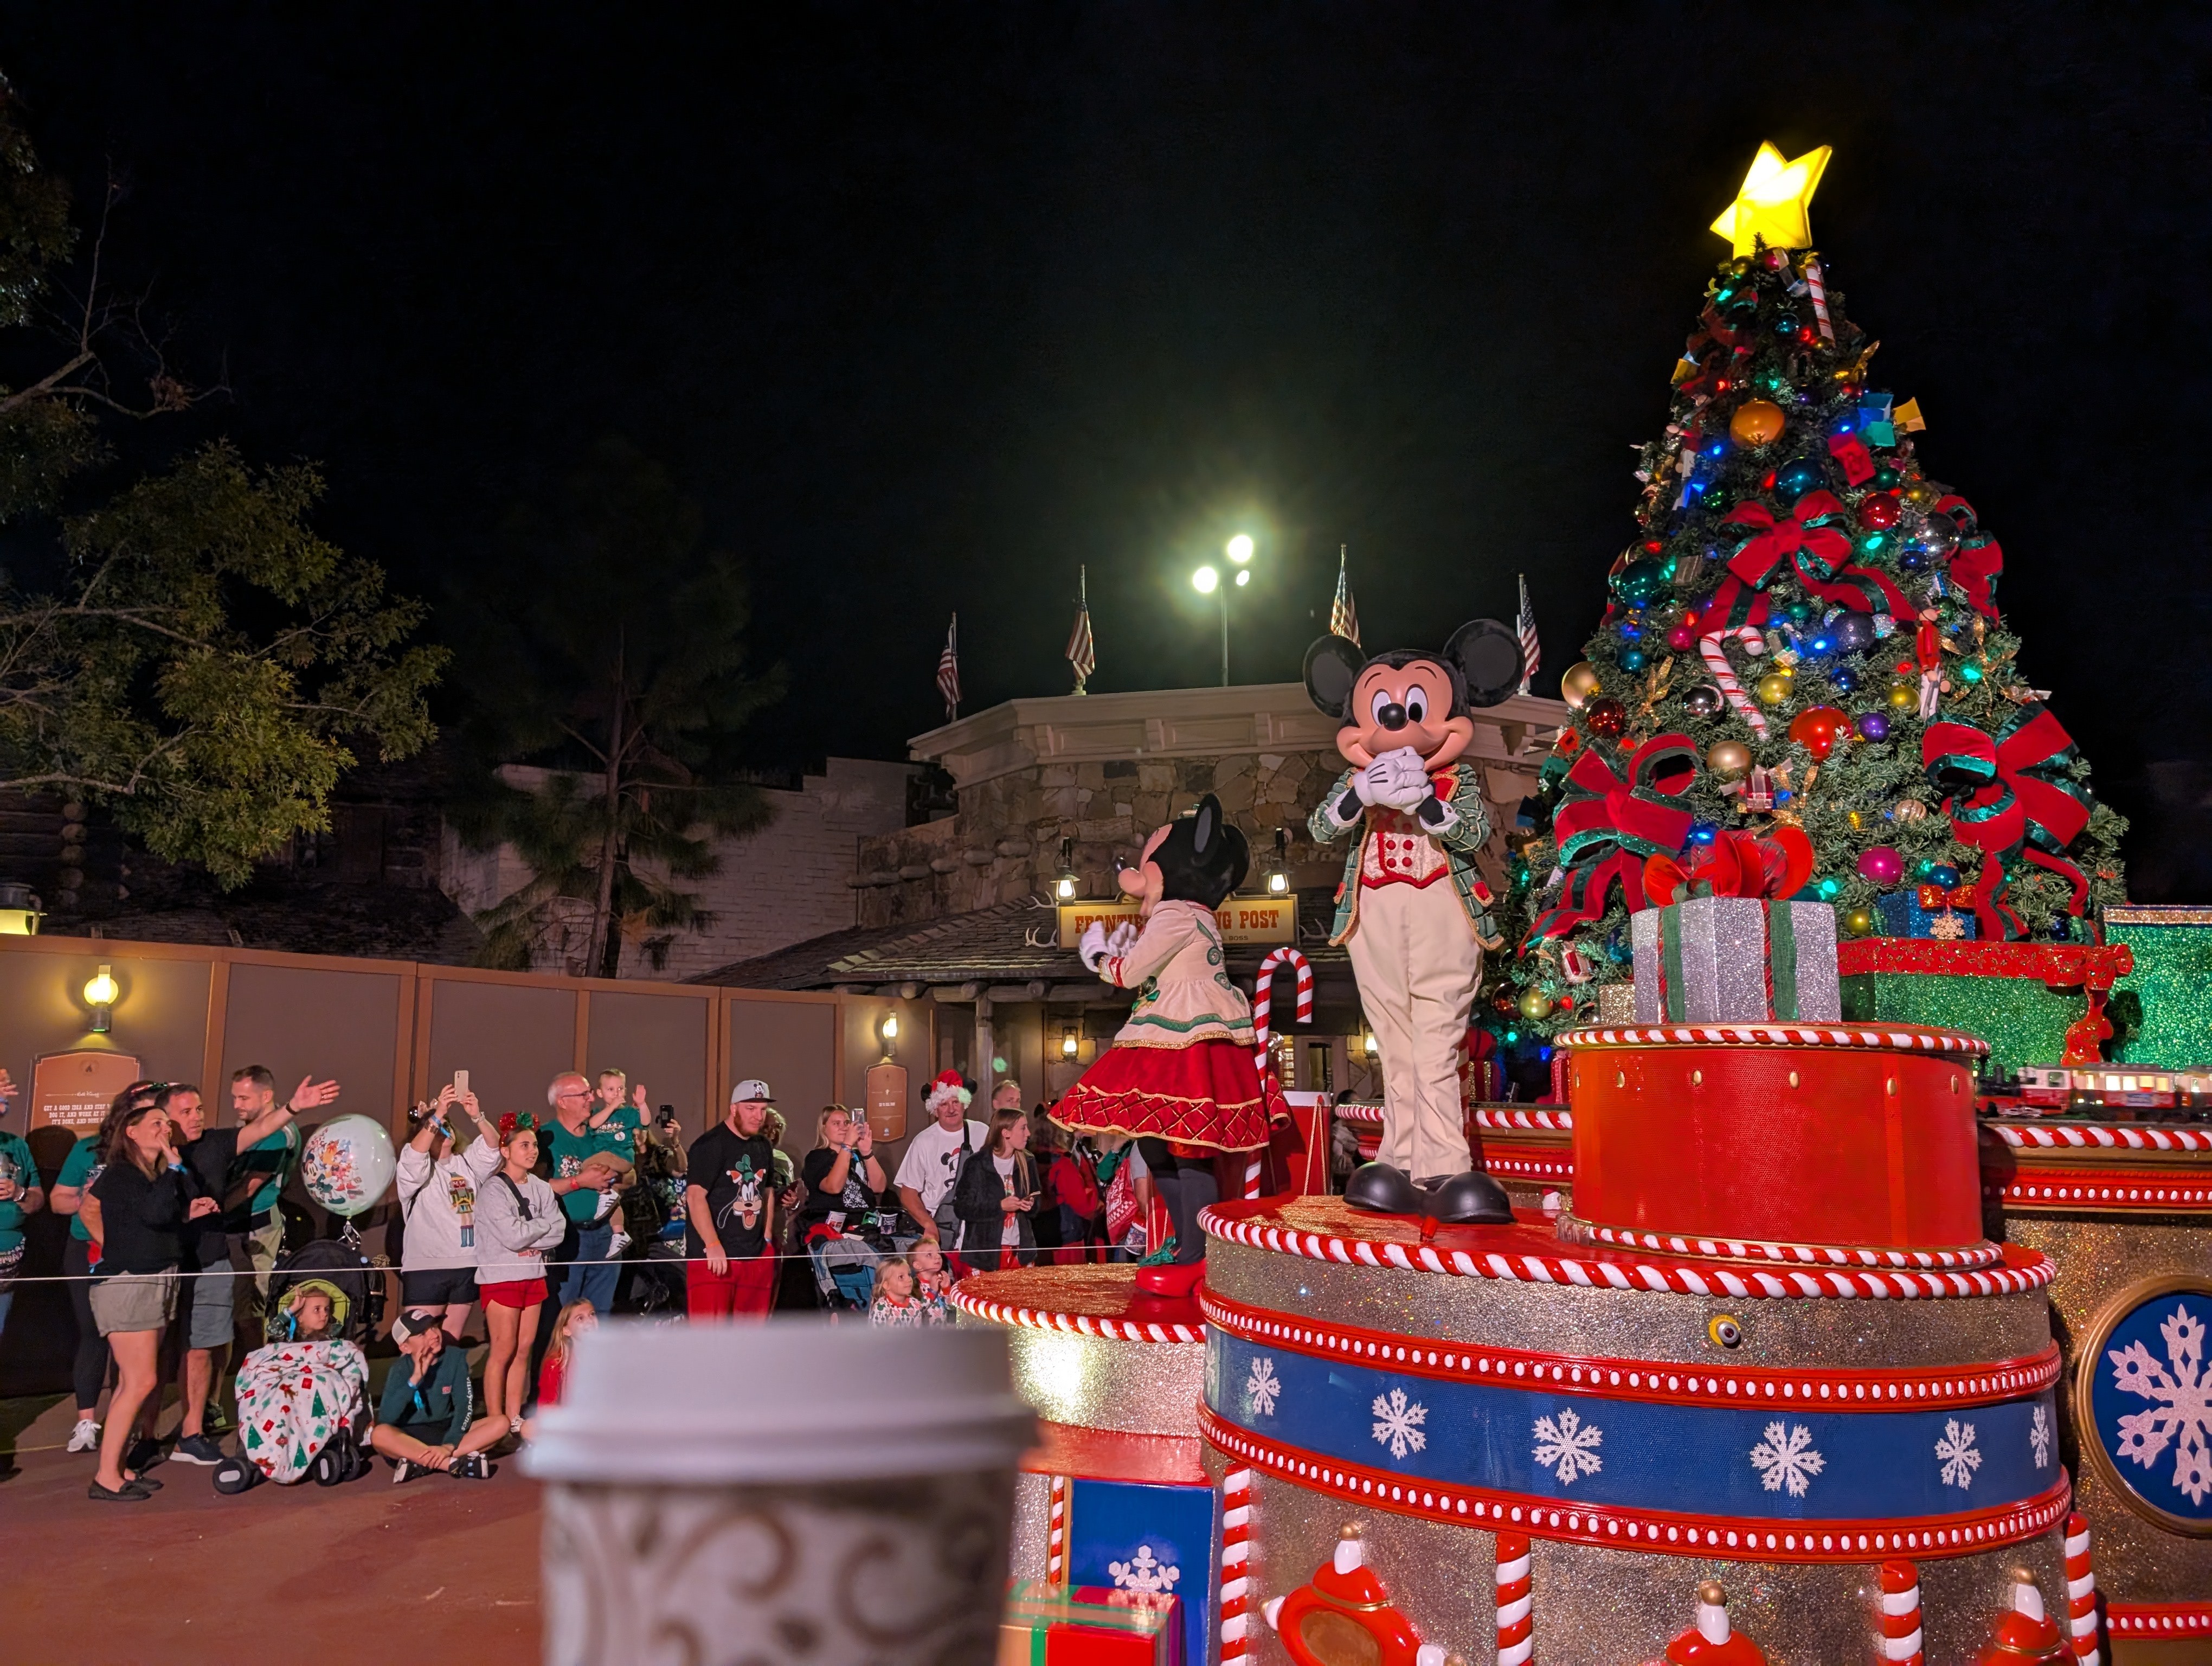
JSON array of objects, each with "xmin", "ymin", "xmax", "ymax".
[
  {"xmin": 1877, "ymin": 1560, "xmax": 1924, "ymax": 1666},
  {"xmin": 2067, "ymin": 1511, "xmax": 2101, "ymax": 1666},
  {"xmin": 1802, "ymin": 257, "xmax": 1835, "ymax": 342},
  {"xmin": 1495, "ymin": 1530, "xmax": 1532, "ymax": 1666},
  {"xmin": 1219, "ymin": 1467, "xmax": 1255, "ymax": 1661},
  {"xmin": 1249, "ymin": 948, "xmax": 1313, "ymax": 1198},
  {"xmin": 1046, "ymin": 1474, "xmax": 1068, "ymax": 1587}
]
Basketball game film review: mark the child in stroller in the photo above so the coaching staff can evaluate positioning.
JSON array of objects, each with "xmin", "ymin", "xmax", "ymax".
[{"xmin": 219, "ymin": 1279, "xmax": 371, "ymax": 1491}]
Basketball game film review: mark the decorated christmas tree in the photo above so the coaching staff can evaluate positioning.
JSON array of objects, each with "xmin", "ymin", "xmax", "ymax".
[{"xmin": 1498, "ymin": 143, "xmax": 2127, "ymax": 1030}]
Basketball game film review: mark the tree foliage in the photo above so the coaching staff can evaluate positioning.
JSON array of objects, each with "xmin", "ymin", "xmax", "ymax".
[
  {"xmin": 0, "ymin": 81, "xmax": 442, "ymax": 883},
  {"xmin": 448, "ymin": 437, "xmax": 783, "ymax": 976}
]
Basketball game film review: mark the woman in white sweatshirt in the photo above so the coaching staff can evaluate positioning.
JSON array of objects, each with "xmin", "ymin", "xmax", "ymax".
[
  {"xmin": 394, "ymin": 1084, "xmax": 501, "ymax": 1340},
  {"xmin": 474, "ymin": 1120, "xmax": 564, "ymax": 1432}
]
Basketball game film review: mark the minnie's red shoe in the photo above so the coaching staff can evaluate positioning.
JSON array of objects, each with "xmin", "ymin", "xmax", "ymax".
[{"xmin": 1134, "ymin": 1261, "xmax": 1206, "ymax": 1299}]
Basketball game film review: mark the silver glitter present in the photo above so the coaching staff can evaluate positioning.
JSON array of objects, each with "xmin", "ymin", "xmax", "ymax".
[
  {"xmin": 1632, "ymin": 896, "xmax": 1840, "ymax": 1023},
  {"xmin": 1596, "ymin": 981, "xmax": 1637, "ymax": 1024}
]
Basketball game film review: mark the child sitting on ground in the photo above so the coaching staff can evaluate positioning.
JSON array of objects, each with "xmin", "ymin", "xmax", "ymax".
[{"xmin": 586, "ymin": 1068, "xmax": 648, "ymax": 1256}]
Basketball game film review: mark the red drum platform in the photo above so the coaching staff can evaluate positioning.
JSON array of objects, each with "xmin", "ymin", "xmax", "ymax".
[{"xmin": 1557, "ymin": 1022, "xmax": 1990, "ymax": 1259}]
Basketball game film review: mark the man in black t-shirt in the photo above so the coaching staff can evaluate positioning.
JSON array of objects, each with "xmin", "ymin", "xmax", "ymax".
[
  {"xmin": 683, "ymin": 1080, "xmax": 780, "ymax": 1321},
  {"xmin": 165, "ymin": 1086, "xmax": 246, "ymax": 1465}
]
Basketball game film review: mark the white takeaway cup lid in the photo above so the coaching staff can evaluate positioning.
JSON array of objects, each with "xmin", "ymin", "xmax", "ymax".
[{"xmin": 524, "ymin": 1317, "xmax": 1037, "ymax": 1485}]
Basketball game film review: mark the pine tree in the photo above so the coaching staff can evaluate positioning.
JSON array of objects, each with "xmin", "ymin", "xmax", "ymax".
[{"xmin": 1497, "ymin": 146, "xmax": 2126, "ymax": 1030}]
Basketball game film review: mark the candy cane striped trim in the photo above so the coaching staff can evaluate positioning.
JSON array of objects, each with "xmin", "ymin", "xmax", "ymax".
[
  {"xmin": 1496, "ymin": 1530, "xmax": 1532, "ymax": 1666},
  {"xmin": 1803, "ymin": 257, "xmax": 1835, "ymax": 343},
  {"xmin": 1878, "ymin": 1561, "xmax": 1925, "ymax": 1666},
  {"xmin": 1555, "ymin": 1214, "xmax": 2004, "ymax": 1271},
  {"xmin": 1487, "ymin": 1150, "xmax": 1575, "ymax": 1183},
  {"xmin": 1047, "ymin": 1474, "xmax": 1069, "ymax": 1586},
  {"xmin": 1199, "ymin": 1404, "xmax": 2073, "ymax": 1563},
  {"xmin": 1994, "ymin": 1122, "xmax": 2212, "ymax": 1152},
  {"xmin": 1555, "ymin": 1023, "xmax": 1989, "ymax": 1055},
  {"xmin": 2105, "ymin": 1601, "xmax": 2212, "ymax": 1638},
  {"xmin": 1334, "ymin": 1101, "xmax": 1385, "ymax": 1125},
  {"xmin": 1201, "ymin": 1287, "xmax": 2061, "ymax": 1409},
  {"xmin": 949, "ymin": 1285, "xmax": 1205, "ymax": 1343},
  {"xmin": 1991, "ymin": 1171, "xmax": 2212, "ymax": 1212},
  {"xmin": 1700, "ymin": 624, "xmax": 1770, "ymax": 738},
  {"xmin": 1219, "ymin": 1465, "xmax": 1255, "ymax": 1661},
  {"xmin": 1474, "ymin": 1108, "xmax": 1573, "ymax": 1132},
  {"xmin": 1251, "ymin": 947, "xmax": 1313, "ymax": 1056},
  {"xmin": 1198, "ymin": 1206, "xmax": 2056, "ymax": 1300},
  {"xmin": 2066, "ymin": 1513, "xmax": 2099, "ymax": 1666}
]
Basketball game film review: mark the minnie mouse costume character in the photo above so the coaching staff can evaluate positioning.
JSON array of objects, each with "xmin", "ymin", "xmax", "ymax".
[
  {"xmin": 1055, "ymin": 794, "xmax": 1269, "ymax": 1298},
  {"xmin": 1304, "ymin": 620, "xmax": 1520, "ymax": 1223}
]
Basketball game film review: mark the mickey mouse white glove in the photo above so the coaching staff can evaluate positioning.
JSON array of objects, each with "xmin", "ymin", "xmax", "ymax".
[{"xmin": 1371, "ymin": 748, "xmax": 1435, "ymax": 811}]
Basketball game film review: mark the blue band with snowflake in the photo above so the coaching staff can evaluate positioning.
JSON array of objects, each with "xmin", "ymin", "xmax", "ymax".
[
  {"xmin": 1210, "ymin": 1331, "xmax": 2058, "ymax": 1523},
  {"xmin": 2083, "ymin": 1282, "xmax": 2212, "ymax": 1530}
]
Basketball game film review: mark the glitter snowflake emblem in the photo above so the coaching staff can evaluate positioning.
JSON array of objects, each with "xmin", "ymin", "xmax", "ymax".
[
  {"xmin": 1370, "ymin": 1388, "xmax": 1427, "ymax": 1459},
  {"xmin": 1108, "ymin": 1545, "xmax": 1179, "ymax": 1595},
  {"xmin": 2108, "ymin": 1302, "xmax": 2212, "ymax": 1504},
  {"xmin": 1748, "ymin": 1421, "xmax": 1825, "ymax": 1498},
  {"xmin": 1532, "ymin": 1407, "xmax": 1603, "ymax": 1485},
  {"xmin": 1245, "ymin": 1356, "xmax": 1281, "ymax": 1419},
  {"xmin": 2030, "ymin": 1405, "xmax": 2052, "ymax": 1470},
  {"xmin": 1935, "ymin": 1418, "xmax": 1983, "ymax": 1490}
]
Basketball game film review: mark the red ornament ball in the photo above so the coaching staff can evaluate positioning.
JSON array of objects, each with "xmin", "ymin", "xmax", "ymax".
[
  {"xmin": 1664, "ymin": 623, "xmax": 1696, "ymax": 652},
  {"xmin": 1786, "ymin": 705, "xmax": 1850, "ymax": 760},
  {"xmin": 1858, "ymin": 493, "xmax": 1901, "ymax": 530},
  {"xmin": 1584, "ymin": 698, "xmax": 1629, "ymax": 738}
]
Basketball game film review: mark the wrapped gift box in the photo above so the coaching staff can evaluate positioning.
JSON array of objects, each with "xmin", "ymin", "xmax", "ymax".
[
  {"xmin": 1838, "ymin": 938, "xmax": 2131, "ymax": 1074},
  {"xmin": 2106, "ymin": 905, "xmax": 2212, "ymax": 1067},
  {"xmin": 1631, "ymin": 895, "xmax": 1840, "ymax": 1023},
  {"xmin": 1873, "ymin": 892, "xmax": 1978, "ymax": 941},
  {"xmin": 1001, "ymin": 1582, "xmax": 1182, "ymax": 1666}
]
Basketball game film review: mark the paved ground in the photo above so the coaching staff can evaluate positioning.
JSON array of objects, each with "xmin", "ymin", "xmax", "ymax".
[{"xmin": 1, "ymin": 1393, "xmax": 541, "ymax": 1665}]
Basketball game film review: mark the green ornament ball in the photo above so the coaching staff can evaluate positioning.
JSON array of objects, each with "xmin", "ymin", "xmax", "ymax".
[{"xmin": 1518, "ymin": 988, "xmax": 1555, "ymax": 1022}]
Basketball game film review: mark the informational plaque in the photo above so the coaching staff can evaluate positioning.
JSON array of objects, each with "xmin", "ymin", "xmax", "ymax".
[
  {"xmin": 863, "ymin": 1061, "xmax": 908, "ymax": 1142},
  {"xmin": 31, "ymin": 1048, "xmax": 144, "ymax": 1133},
  {"xmin": 1057, "ymin": 894, "xmax": 1297, "ymax": 949}
]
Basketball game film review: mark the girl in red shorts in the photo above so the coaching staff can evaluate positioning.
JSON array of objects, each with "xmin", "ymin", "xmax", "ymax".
[{"xmin": 475, "ymin": 1117, "xmax": 562, "ymax": 1433}]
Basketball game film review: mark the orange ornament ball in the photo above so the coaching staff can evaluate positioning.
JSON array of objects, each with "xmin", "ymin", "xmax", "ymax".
[
  {"xmin": 1561, "ymin": 662, "xmax": 1602, "ymax": 709},
  {"xmin": 1728, "ymin": 400, "xmax": 1786, "ymax": 447}
]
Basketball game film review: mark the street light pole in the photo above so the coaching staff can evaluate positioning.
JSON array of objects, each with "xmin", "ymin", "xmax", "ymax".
[{"xmin": 1218, "ymin": 584, "xmax": 1230, "ymax": 686}]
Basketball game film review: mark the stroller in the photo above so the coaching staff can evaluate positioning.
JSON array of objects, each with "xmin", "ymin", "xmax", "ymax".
[
  {"xmin": 219, "ymin": 1240, "xmax": 382, "ymax": 1492},
  {"xmin": 805, "ymin": 1207, "xmax": 906, "ymax": 1312},
  {"xmin": 262, "ymin": 1236, "xmax": 382, "ymax": 1347}
]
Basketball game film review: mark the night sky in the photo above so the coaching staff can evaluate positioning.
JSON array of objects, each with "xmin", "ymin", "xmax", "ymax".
[{"xmin": 4, "ymin": 9, "xmax": 2209, "ymax": 887}]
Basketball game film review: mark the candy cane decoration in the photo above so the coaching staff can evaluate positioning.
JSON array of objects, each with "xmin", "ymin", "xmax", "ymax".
[
  {"xmin": 1699, "ymin": 624, "xmax": 1770, "ymax": 738},
  {"xmin": 1220, "ymin": 1466, "xmax": 1255, "ymax": 1661},
  {"xmin": 1249, "ymin": 947, "xmax": 1315, "ymax": 1197},
  {"xmin": 1876, "ymin": 1560, "xmax": 1924, "ymax": 1666},
  {"xmin": 1047, "ymin": 1473, "xmax": 1069, "ymax": 1586},
  {"xmin": 1802, "ymin": 257, "xmax": 1835, "ymax": 342},
  {"xmin": 1495, "ymin": 1531, "xmax": 1532, "ymax": 1666},
  {"xmin": 2066, "ymin": 1512, "xmax": 2100, "ymax": 1665}
]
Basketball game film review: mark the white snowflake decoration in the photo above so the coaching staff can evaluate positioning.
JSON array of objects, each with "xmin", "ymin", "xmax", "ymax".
[
  {"xmin": 2108, "ymin": 1303, "xmax": 2212, "ymax": 1505},
  {"xmin": 1935, "ymin": 1418, "xmax": 1983, "ymax": 1490},
  {"xmin": 1370, "ymin": 1388, "xmax": 1428, "ymax": 1459},
  {"xmin": 1108, "ymin": 1545, "xmax": 1180, "ymax": 1595},
  {"xmin": 1748, "ymin": 1421, "xmax": 1825, "ymax": 1498},
  {"xmin": 2030, "ymin": 1405, "xmax": 2052, "ymax": 1470},
  {"xmin": 1532, "ymin": 1407, "xmax": 1603, "ymax": 1485},
  {"xmin": 1245, "ymin": 1356, "xmax": 1281, "ymax": 1419}
]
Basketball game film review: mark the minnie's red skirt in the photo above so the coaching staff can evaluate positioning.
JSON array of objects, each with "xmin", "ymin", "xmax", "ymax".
[{"xmin": 1054, "ymin": 1039, "xmax": 1270, "ymax": 1152}]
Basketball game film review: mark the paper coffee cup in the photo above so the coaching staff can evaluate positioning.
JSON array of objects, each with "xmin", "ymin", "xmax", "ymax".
[{"xmin": 529, "ymin": 1318, "xmax": 1036, "ymax": 1666}]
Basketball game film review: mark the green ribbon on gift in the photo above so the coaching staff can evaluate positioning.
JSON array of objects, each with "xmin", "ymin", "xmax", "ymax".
[{"xmin": 1655, "ymin": 898, "xmax": 1810, "ymax": 1021}]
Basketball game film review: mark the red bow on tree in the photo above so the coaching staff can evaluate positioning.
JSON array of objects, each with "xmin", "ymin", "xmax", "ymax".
[
  {"xmin": 1723, "ymin": 490, "xmax": 1913, "ymax": 617},
  {"xmin": 1921, "ymin": 702, "xmax": 2092, "ymax": 940},
  {"xmin": 1933, "ymin": 494, "xmax": 2004, "ymax": 619},
  {"xmin": 1531, "ymin": 733, "xmax": 1697, "ymax": 941},
  {"xmin": 1642, "ymin": 826, "xmax": 1815, "ymax": 908}
]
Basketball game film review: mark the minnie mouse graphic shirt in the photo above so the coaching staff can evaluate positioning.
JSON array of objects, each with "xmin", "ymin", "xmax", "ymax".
[{"xmin": 685, "ymin": 1124, "xmax": 777, "ymax": 1261}]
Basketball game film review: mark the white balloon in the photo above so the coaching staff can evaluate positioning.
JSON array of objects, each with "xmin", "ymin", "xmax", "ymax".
[{"xmin": 300, "ymin": 1113, "xmax": 397, "ymax": 1219}]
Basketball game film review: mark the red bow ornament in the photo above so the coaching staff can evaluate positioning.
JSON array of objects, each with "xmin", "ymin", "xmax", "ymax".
[
  {"xmin": 1722, "ymin": 490, "xmax": 1913, "ymax": 618},
  {"xmin": 1921, "ymin": 702, "xmax": 2093, "ymax": 940},
  {"xmin": 1531, "ymin": 733, "xmax": 1697, "ymax": 941},
  {"xmin": 1933, "ymin": 494, "xmax": 2005, "ymax": 620},
  {"xmin": 1643, "ymin": 826, "xmax": 1815, "ymax": 908}
]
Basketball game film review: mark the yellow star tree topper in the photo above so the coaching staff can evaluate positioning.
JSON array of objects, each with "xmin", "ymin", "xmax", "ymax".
[{"xmin": 1710, "ymin": 141, "xmax": 1832, "ymax": 255}]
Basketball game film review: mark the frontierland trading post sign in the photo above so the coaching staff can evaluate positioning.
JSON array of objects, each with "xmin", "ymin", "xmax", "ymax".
[{"xmin": 1057, "ymin": 895, "xmax": 1296, "ymax": 949}]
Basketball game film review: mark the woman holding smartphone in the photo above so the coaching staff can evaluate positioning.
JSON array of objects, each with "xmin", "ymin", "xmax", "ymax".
[
  {"xmin": 475, "ymin": 1119, "xmax": 563, "ymax": 1435},
  {"xmin": 395, "ymin": 1081, "xmax": 500, "ymax": 1340}
]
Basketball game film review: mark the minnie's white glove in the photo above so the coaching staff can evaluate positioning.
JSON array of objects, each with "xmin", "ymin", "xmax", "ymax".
[
  {"xmin": 1105, "ymin": 922, "xmax": 1139, "ymax": 957},
  {"xmin": 1078, "ymin": 920, "xmax": 1110, "ymax": 971}
]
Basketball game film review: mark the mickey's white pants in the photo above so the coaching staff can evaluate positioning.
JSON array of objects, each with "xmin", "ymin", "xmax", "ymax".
[{"xmin": 1345, "ymin": 879, "xmax": 1482, "ymax": 1181}]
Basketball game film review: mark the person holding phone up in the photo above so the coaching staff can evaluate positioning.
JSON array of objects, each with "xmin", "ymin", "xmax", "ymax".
[{"xmin": 395, "ymin": 1082, "xmax": 500, "ymax": 1341}]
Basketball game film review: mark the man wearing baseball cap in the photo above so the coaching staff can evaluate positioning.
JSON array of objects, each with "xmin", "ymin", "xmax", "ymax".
[{"xmin": 683, "ymin": 1080, "xmax": 780, "ymax": 1319}]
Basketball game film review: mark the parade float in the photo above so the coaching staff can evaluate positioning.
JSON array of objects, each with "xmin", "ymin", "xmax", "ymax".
[{"xmin": 961, "ymin": 143, "xmax": 2209, "ymax": 1663}]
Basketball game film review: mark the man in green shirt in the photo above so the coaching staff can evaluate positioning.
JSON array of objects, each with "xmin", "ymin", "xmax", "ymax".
[
  {"xmin": 0, "ymin": 1113, "xmax": 44, "ymax": 1343},
  {"xmin": 540, "ymin": 1071, "xmax": 632, "ymax": 1315}
]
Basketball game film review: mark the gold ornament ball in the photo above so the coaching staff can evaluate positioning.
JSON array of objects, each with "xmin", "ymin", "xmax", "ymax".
[
  {"xmin": 1706, "ymin": 739, "xmax": 1753, "ymax": 776},
  {"xmin": 1886, "ymin": 681, "xmax": 1919, "ymax": 712},
  {"xmin": 1841, "ymin": 906, "xmax": 1876, "ymax": 938},
  {"xmin": 1728, "ymin": 399, "xmax": 1786, "ymax": 447},
  {"xmin": 1902, "ymin": 480, "xmax": 1942, "ymax": 509},
  {"xmin": 1560, "ymin": 662, "xmax": 1601, "ymax": 709},
  {"xmin": 1517, "ymin": 988, "xmax": 1555, "ymax": 1022},
  {"xmin": 1893, "ymin": 798, "xmax": 1928, "ymax": 823},
  {"xmin": 1754, "ymin": 671, "xmax": 1794, "ymax": 706}
]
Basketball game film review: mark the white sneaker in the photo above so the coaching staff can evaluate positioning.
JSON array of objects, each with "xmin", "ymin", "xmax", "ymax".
[
  {"xmin": 591, "ymin": 1191, "xmax": 618, "ymax": 1223},
  {"xmin": 606, "ymin": 1231, "xmax": 632, "ymax": 1257},
  {"xmin": 67, "ymin": 1418, "xmax": 100, "ymax": 1454}
]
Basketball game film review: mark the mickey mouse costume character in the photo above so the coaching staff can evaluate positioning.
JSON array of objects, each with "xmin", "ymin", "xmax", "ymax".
[
  {"xmin": 1054, "ymin": 794, "xmax": 1269, "ymax": 1298},
  {"xmin": 1304, "ymin": 620, "xmax": 1521, "ymax": 1223}
]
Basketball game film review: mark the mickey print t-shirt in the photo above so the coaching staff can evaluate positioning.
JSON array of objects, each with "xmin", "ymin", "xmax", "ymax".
[{"xmin": 685, "ymin": 1125, "xmax": 777, "ymax": 1261}]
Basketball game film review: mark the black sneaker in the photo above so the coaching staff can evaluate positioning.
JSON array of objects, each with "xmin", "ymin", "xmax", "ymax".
[
  {"xmin": 452, "ymin": 1453, "xmax": 495, "ymax": 1480},
  {"xmin": 390, "ymin": 1457, "xmax": 432, "ymax": 1486},
  {"xmin": 171, "ymin": 1434, "xmax": 225, "ymax": 1466}
]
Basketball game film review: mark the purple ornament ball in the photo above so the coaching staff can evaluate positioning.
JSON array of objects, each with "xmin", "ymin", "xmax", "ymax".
[
  {"xmin": 1857, "ymin": 845, "xmax": 1905, "ymax": 886},
  {"xmin": 1855, "ymin": 710, "xmax": 1890, "ymax": 742}
]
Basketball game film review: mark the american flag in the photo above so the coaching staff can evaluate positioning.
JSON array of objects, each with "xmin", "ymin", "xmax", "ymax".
[
  {"xmin": 1329, "ymin": 545, "xmax": 1360, "ymax": 646},
  {"xmin": 1065, "ymin": 566, "xmax": 1096, "ymax": 695},
  {"xmin": 1515, "ymin": 572, "xmax": 1539, "ymax": 697},
  {"xmin": 935, "ymin": 613, "xmax": 961, "ymax": 719}
]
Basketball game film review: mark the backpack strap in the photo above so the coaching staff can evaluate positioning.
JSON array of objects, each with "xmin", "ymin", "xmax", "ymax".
[{"xmin": 493, "ymin": 1170, "xmax": 532, "ymax": 1221}]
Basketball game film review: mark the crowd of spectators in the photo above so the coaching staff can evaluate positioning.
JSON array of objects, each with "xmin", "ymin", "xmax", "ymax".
[{"xmin": 5, "ymin": 1061, "xmax": 1154, "ymax": 1504}]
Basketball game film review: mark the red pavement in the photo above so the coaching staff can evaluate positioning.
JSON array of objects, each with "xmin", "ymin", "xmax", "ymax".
[{"xmin": 1, "ymin": 1431, "xmax": 541, "ymax": 1665}]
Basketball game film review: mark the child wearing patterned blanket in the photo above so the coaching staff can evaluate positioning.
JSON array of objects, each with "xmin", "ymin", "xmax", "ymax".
[{"xmin": 233, "ymin": 1284, "xmax": 369, "ymax": 1484}]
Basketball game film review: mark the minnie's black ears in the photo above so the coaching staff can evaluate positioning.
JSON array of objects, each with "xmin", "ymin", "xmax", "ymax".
[
  {"xmin": 1302, "ymin": 635, "xmax": 1365, "ymax": 720},
  {"xmin": 1193, "ymin": 794, "xmax": 1219, "ymax": 855}
]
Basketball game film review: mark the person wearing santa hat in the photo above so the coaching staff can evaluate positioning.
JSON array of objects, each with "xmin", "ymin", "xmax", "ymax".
[{"xmin": 893, "ymin": 1072, "xmax": 991, "ymax": 1277}]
